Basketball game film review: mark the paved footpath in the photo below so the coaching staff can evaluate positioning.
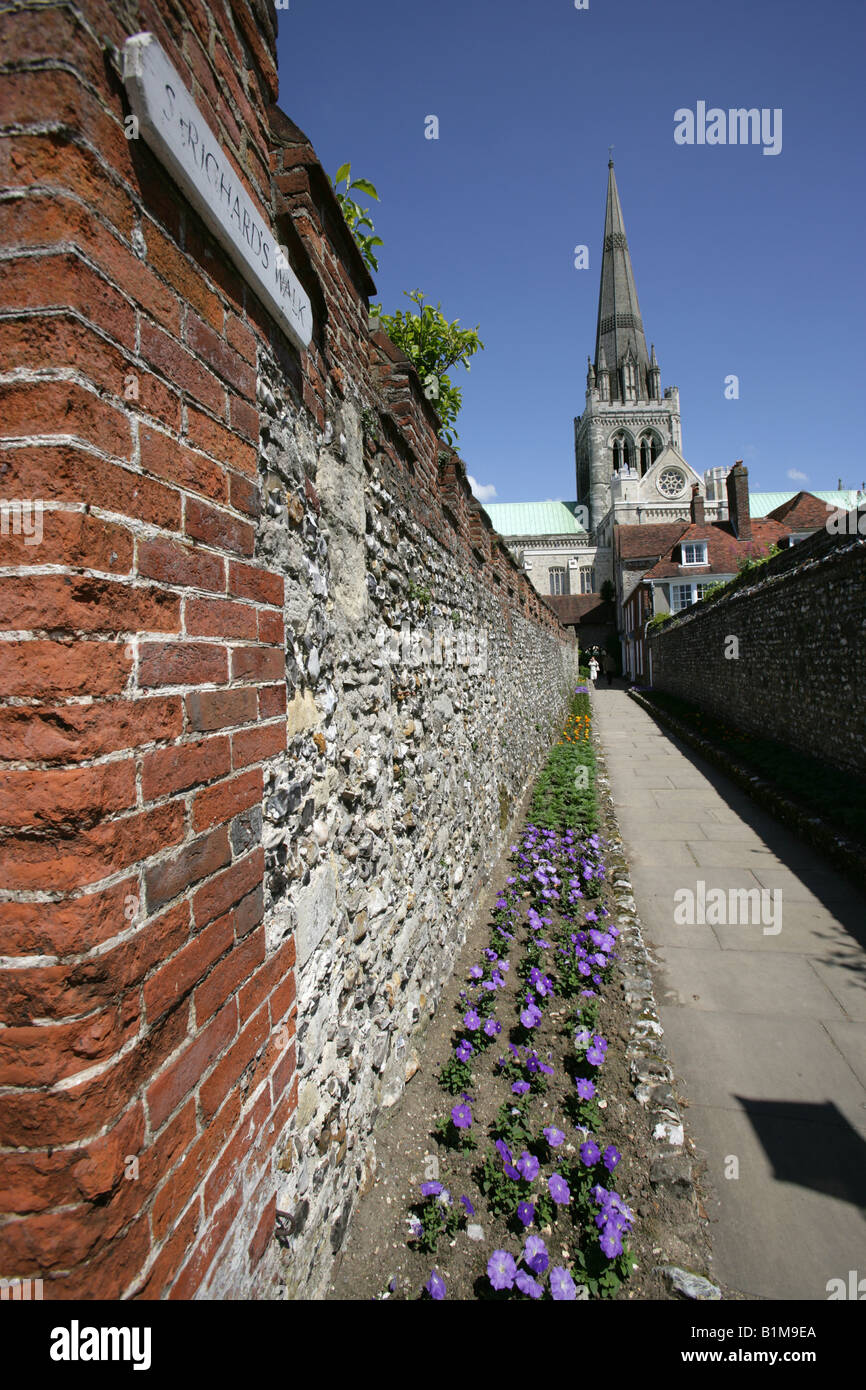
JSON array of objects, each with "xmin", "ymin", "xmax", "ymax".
[{"xmin": 591, "ymin": 682, "xmax": 866, "ymax": 1301}]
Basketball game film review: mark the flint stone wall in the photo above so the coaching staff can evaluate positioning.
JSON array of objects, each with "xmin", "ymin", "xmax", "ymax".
[
  {"xmin": 255, "ymin": 349, "xmax": 579, "ymax": 1296},
  {"xmin": 648, "ymin": 515, "xmax": 866, "ymax": 779}
]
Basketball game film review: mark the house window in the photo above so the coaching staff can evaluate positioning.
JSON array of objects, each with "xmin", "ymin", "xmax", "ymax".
[
  {"xmin": 671, "ymin": 582, "xmax": 712, "ymax": 611},
  {"xmin": 681, "ymin": 541, "xmax": 708, "ymax": 566},
  {"xmin": 579, "ymin": 567, "xmax": 595, "ymax": 594},
  {"xmin": 549, "ymin": 567, "xmax": 568, "ymax": 596}
]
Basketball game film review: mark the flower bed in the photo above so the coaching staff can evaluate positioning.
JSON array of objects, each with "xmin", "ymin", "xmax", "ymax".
[
  {"xmin": 339, "ymin": 690, "xmax": 650, "ymax": 1300},
  {"xmin": 328, "ymin": 687, "xmax": 718, "ymax": 1302}
]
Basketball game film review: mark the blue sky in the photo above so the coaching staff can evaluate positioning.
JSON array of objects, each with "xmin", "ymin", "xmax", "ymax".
[{"xmin": 276, "ymin": 0, "xmax": 865, "ymax": 505}]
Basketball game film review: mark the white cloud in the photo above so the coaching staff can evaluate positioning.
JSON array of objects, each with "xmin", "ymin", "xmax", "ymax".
[
  {"xmin": 786, "ymin": 468, "xmax": 808, "ymax": 483},
  {"xmin": 468, "ymin": 475, "xmax": 497, "ymax": 503}
]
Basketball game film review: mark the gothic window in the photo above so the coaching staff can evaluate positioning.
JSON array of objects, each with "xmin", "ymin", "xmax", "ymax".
[
  {"xmin": 579, "ymin": 567, "xmax": 596, "ymax": 594},
  {"xmin": 639, "ymin": 434, "xmax": 661, "ymax": 475},
  {"xmin": 549, "ymin": 567, "xmax": 568, "ymax": 596},
  {"xmin": 611, "ymin": 435, "xmax": 631, "ymax": 473}
]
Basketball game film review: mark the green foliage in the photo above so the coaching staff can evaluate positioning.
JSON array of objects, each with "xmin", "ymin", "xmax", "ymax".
[
  {"xmin": 647, "ymin": 610, "xmax": 674, "ymax": 630},
  {"xmin": 413, "ymin": 1192, "xmax": 464, "ymax": 1253},
  {"xmin": 373, "ymin": 289, "xmax": 485, "ymax": 444},
  {"xmin": 493, "ymin": 1099, "xmax": 533, "ymax": 1152},
  {"xmin": 438, "ymin": 1055, "xmax": 473, "ymax": 1096},
  {"xmin": 600, "ymin": 579, "xmax": 616, "ymax": 603},
  {"xmin": 529, "ymin": 693, "xmax": 598, "ymax": 833},
  {"xmin": 332, "ymin": 163, "xmax": 383, "ymax": 273},
  {"xmin": 407, "ymin": 579, "xmax": 432, "ymax": 609},
  {"xmin": 477, "ymin": 1149, "xmax": 517, "ymax": 1218},
  {"xmin": 434, "ymin": 1113, "xmax": 476, "ymax": 1152}
]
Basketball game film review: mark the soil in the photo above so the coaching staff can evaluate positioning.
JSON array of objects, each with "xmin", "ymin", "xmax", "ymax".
[{"xmin": 328, "ymin": 767, "xmax": 720, "ymax": 1302}]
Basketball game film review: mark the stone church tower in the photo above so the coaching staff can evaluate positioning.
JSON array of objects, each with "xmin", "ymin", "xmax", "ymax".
[{"xmin": 575, "ymin": 161, "xmax": 683, "ymax": 529}]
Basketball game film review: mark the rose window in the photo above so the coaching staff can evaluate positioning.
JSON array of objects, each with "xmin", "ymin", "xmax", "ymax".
[{"xmin": 657, "ymin": 467, "xmax": 685, "ymax": 497}]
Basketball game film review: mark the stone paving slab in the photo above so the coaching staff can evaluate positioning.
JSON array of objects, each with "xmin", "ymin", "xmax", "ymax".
[
  {"xmin": 653, "ymin": 946, "xmax": 847, "ymax": 1019},
  {"xmin": 681, "ymin": 1104, "xmax": 865, "ymax": 1301},
  {"xmin": 592, "ymin": 683, "xmax": 866, "ymax": 1301}
]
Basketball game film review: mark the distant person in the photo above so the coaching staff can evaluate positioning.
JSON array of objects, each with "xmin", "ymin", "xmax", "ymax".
[
  {"xmin": 588, "ymin": 656, "xmax": 599, "ymax": 686},
  {"xmin": 603, "ymin": 652, "xmax": 615, "ymax": 687}
]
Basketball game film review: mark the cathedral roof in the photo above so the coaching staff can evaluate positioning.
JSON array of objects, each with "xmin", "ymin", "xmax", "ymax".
[
  {"xmin": 481, "ymin": 500, "xmax": 588, "ymax": 537},
  {"xmin": 752, "ymin": 489, "xmax": 861, "ymax": 518}
]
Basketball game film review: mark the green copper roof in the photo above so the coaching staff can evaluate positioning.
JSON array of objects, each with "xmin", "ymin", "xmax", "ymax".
[
  {"xmin": 482, "ymin": 500, "xmax": 588, "ymax": 537},
  {"xmin": 750, "ymin": 489, "xmax": 861, "ymax": 516}
]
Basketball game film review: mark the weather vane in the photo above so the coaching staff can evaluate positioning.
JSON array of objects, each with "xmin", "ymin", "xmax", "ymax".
[{"xmin": 608, "ymin": 144, "xmax": 614, "ymax": 164}]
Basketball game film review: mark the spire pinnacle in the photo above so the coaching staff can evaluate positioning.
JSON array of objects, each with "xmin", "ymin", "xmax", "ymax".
[{"xmin": 594, "ymin": 163, "xmax": 651, "ymax": 401}]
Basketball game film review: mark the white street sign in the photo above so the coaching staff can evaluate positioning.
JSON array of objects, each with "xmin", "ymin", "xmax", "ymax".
[{"xmin": 122, "ymin": 32, "xmax": 312, "ymax": 352}]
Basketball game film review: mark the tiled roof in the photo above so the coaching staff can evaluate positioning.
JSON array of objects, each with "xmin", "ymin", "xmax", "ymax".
[
  {"xmin": 640, "ymin": 518, "xmax": 790, "ymax": 580},
  {"xmin": 614, "ymin": 521, "xmax": 689, "ymax": 560},
  {"xmin": 765, "ymin": 490, "xmax": 839, "ymax": 529},
  {"xmin": 481, "ymin": 500, "xmax": 588, "ymax": 536}
]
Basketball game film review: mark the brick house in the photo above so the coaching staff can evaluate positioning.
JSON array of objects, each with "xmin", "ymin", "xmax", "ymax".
[{"xmin": 617, "ymin": 464, "xmax": 792, "ymax": 683}]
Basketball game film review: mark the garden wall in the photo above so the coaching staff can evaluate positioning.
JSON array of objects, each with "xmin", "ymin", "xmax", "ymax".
[
  {"xmin": 0, "ymin": 0, "xmax": 577, "ymax": 1299},
  {"xmin": 648, "ymin": 515, "xmax": 866, "ymax": 778}
]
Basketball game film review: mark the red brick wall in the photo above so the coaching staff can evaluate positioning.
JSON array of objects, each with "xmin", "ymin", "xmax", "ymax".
[
  {"xmin": 0, "ymin": 0, "xmax": 295, "ymax": 1300},
  {"xmin": 0, "ymin": 0, "xmax": 572, "ymax": 1299}
]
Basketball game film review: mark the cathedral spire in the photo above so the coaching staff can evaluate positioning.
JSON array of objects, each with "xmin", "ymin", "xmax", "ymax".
[{"xmin": 594, "ymin": 161, "xmax": 651, "ymax": 400}]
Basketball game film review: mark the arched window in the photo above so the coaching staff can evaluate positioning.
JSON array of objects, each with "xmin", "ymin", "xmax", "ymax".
[
  {"xmin": 611, "ymin": 434, "xmax": 631, "ymax": 473},
  {"xmin": 639, "ymin": 434, "xmax": 661, "ymax": 476}
]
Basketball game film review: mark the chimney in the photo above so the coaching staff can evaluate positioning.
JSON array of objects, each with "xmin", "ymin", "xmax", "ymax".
[
  {"xmin": 690, "ymin": 484, "xmax": 706, "ymax": 526},
  {"xmin": 726, "ymin": 460, "xmax": 752, "ymax": 540}
]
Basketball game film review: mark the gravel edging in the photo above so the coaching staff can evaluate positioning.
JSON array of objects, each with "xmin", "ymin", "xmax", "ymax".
[{"xmin": 627, "ymin": 689, "xmax": 866, "ymax": 891}]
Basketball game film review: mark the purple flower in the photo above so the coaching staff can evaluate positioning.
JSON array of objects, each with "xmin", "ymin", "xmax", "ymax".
[
  {"xmin": 420, "ymin": 1181, "xmax": 442, "ymax": 1197},
  {"xmin": 495, "ymin": 1139, "xmax": 512, "ymax": 1164},
  {"xmin": 469, "ymin": 965, "xmax": 483, "ymax": 979},
  {"xmin": 516, "ymin": 1151, "xmax": 539, "ymax": 1182},
  {"xmin": 511, "ymin": 1080, "xmax": 530, "ymax": 1096},
  {"xmin": 425, "ymin": 1268, "xmax": 446, "ymax": 1300},
  {"xmin": 520, "ymin": 1003, "xmax": 542, "ymax": 1029},
  {"xmin": 487, "ymin": 1249, "xmax": 517, "ymax": 1291},
  {"xmin": 515, "ymin": 1269, "xmax": 543, "ymax": 1299},
  {"xmin": 523, "ymin": 1234, "xmax": 549, "ymax": 1274},
  {"xmin": 516, "ymin": 1200, "xmax": 535, "ymax": 1227},
  {"xmin": 451, "ymin": 1103, "xmax": 472, "ymax": 1129},
  {"xmin": 460, "ymin": 1195, "xmax": 475, "ymax": 1216},
  {"xmin": 408, "ymin": 1217, "xmax": 422, "ymax": 1239},
  {"xmin": 543, "ymin": 1126, "xmax": 565, "ymax": 1147},
  {"xmin": 483, "ymin": 1018, "xmax": 501, "ymax": 1038},
  {"xmin": 455, "ymin": 1039, "xmax": 473, "ymax": 1063},
  {"xmin": 603, "ymin": 1145, "xmax": 621, "ymax": 1172},
  {"xmin": 463, "ymin": 1009, "xmax": 481, "ymax": 1031},
  {"xmin": 550, "ymin": 1266, "xmax": 578, "ymax": 1300},
  {"xmin": 575, "ymin": 1077, "xmax": 596, "ymax": 1101},
  {"xmin": 599, "ymin": 1224, "xmax": 623, "ymax": 1258},
  {"xmin": 580, "ymin": 1140, "xmax": 601, "ymax": 1166},
  {"xmin": 586, "ymin": 1045, "xmax": 605, "ymax": 1066},
  {"xmin": 548, "ymin": 1173, "xmax": 571, "ymax": 1205}
]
